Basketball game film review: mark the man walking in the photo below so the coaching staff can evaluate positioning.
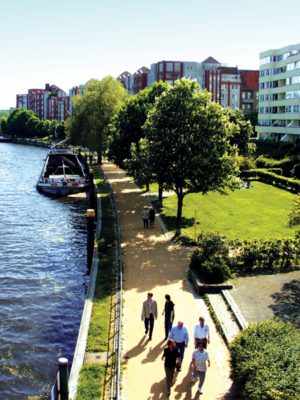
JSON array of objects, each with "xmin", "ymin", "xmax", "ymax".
[
  {"xmin": 162, "ymin": 339, "xmax": 181, "ymax": 396},
  {"xmin": 169, "ymin": 319, "xmax": 189, "ymax": 371},
  {"xmin": 141, "ymin": 292, "xmax": 158, "ymax": 340},
  {"xmin": 193, "ymin": 316, "xmax": 210, "ymax": 348}
]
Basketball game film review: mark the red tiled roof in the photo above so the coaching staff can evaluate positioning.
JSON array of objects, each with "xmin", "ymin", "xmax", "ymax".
[
  {"xmin": 202, "ymin": 56, "xmax": 220, "ymax": 64},
  {"xmin": 239, "ymin": 70, "xmax": 259, "ymax": 89},
  {"xmin": 218, "ymin": 66, "xmax": 239, "ymax": 74}
]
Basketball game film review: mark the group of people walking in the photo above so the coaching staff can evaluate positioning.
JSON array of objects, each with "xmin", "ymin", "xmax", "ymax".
[
  {"xmin": 141, "ymin": 293, "xmax": 210, "ymax": 397},
  {"xmin": 141, "ymin": 206, "xmax": 155, "ymax": 228}
]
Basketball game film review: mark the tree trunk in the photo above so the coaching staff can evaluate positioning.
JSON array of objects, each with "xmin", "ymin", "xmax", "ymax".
[
  {"xmin": 146, "ymin": 181, "xmax": 150, "ymax": 192},
  {"xmin": 158, "ymin": 182, "xmax": 163, "ymax": 205},
  {"xmin": 175, "ymin": 188, "xmax": 183, "ymax": 236}
]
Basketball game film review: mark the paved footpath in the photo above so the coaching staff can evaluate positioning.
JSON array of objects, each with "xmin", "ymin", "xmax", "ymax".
[{"xmin": 102, "ymin": 160, "xmax": 236, "ymax": 400}]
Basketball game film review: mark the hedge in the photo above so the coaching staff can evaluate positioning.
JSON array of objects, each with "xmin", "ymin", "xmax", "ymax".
[
  {"xmin": 229, "ymin": 320, "xmax": 300, "ymax": 400},
  {"xmin": 255, "ymin": 155, "xmax": 299, "ymax": 176},
  {"xmin": 191, "ymin": 232, "xmax": 300, "ymax": 277},
  {"xmin": 240, "ymin": 169, "xmax": 300, "ymax": 193},
  {"xmin": 230, "ymin": 237, "xmax": 300, "ymax": 274}
]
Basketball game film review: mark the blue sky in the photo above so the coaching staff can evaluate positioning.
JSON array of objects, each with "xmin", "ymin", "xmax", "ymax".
[{"xmin": 0, "ymin": 0, "xmax": 299, "ymax": 109}]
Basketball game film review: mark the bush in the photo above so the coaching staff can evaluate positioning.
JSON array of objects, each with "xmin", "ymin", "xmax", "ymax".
[
  {"xmin": 288, "ymin": 194, "xmax": 300, "ymax": 227},
  {"xmin": 229, "ymin": 320, "xmax": 300, "ymax": 400},
  {"xmin": 190, "ymin": 232, "xmax": 231, "ymax": 283},
  {"xmin": 294, "ymin": 163, "xmax": 300, "ymax": 179},
  {"xmin": 237, "ymin": 156, "xmax": 256, "ymax": 172},
  {"xmin": 255, "ymin": 156, "xmax": 299, "ymax": 177},
  {"xmin": 231, "ymin": 237, "xmax": 300, "ymax": 274},
  {"xmin": 197, "ymin": 256, "xmax": 231, "ymax": 283}
]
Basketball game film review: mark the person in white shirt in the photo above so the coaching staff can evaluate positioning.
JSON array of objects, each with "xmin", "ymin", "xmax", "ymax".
[
  {"xmin": 191, "ymin": 341, "xmax": 210, "ymax": 394},
  {"xmin": 193, "ymin": 316, "xmax": 210, "ymax": 348}
]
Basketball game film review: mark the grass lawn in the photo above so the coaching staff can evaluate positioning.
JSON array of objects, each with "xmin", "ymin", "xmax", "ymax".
[{"xmin": 159, "ymin": 181, "xmax": 298, "ymax": 240}]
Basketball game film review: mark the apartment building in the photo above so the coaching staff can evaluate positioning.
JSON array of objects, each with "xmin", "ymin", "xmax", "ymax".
[
  {"xmin": 16, "ymin": 83, "xmax": 69, "ymax": 121},
  {"xmin": 119, "ymin": 57, "xmax": 258, "ymax": 112},
  {"xmin": 256, "ymin": 43, "xmax": 300, "ymax": 142},
  {"xmin": 239, "ymin": 70, "xmax": 259, "ymax": 115}
]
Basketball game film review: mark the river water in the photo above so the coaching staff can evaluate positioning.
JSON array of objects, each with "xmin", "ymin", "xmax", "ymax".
[{"xmin": 0, "ymin": 143, "xmax": 90, "ymax": 399}]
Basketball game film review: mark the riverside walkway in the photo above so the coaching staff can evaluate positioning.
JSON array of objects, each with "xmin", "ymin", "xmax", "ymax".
[{"xmin": 101, "ymin": 159, "xmax": 235, "ymax": 400}]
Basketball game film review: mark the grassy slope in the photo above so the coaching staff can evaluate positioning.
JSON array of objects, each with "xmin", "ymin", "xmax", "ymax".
[{"xmin": 160, "ymin": 181, "xmax": 297, "ymax": 240}]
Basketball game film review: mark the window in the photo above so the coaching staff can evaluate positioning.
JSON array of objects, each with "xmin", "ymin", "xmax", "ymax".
[
  {"xmin": 166, "ymin": 63, "xmax": 173, "ymax": 72},
  {"xmin": 174, "ymin": 63, "xmax": 181, "ymax": 72},
  {"xmin": 159, "ymin": 63, "xmax": 163, "ymax": 72}
]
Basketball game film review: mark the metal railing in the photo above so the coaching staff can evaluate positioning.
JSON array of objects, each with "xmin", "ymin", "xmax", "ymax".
[{"xmin": 101, "ymin": 169, "xmax": 123, "ymax": 400}]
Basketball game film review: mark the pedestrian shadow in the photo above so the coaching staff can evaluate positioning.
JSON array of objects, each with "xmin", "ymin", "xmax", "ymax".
[
  {"xmin": 173, "ymin": 366, "xmax": 193, "ymax": 400},
  {"xmin": 123, "ymin": 336, "xmax": 148, "ymax": 363},
  {"xmin": 149, "ymin": 377, "xmax": 167, "ymax": 400},
  {"xmin": 141, "ymin": 339, "xmax": 166, "ymax": 364}
]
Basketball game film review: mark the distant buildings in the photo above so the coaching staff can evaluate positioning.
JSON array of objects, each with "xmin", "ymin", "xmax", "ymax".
[
  {"xmin": 256, "ymin": 43, "xmax": 300, "ymax": 142},
  {"xmin": 118, "ymin": 57, "xmax": 259, "ymax": 113},
  {"xmin": 17, "ymin": 84, "xmax": 70, "ymax": 122}
]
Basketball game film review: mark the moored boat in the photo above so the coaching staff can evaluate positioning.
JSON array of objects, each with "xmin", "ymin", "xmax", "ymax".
[
  {"xmin": 36, "ymin": 143, "xmax": 91, "ymax": 197},
  {"xmin": 0, "ymin": 135, "xmax": 12, "ymax": 143}
]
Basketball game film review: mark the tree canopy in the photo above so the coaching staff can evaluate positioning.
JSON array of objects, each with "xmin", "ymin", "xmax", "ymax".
[
  {"xmin": 107, "ymin": 81, "xmax": 169, "ymax": 168},
  {"xmin": 143, "ymin": 78, "xmax": 239, "ymax": 236},
  {"xmin": 67, "ymin": 77, "xmax": 128, "ymax": 163}
]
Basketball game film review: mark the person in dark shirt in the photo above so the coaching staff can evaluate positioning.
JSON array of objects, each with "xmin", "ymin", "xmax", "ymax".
[
  {"xmin": 149, "ymin": 206, "xmax": 155, "ymax": 227},
  {"xmin": 161, "ymin": 339, "xmax": 181, "ymax": 396},
  {"xmin": 162, "ymin": 294, "xmax": 175, "ymax": 340}
]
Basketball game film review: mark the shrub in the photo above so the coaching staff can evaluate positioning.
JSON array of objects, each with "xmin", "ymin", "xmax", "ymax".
[
  {"xmin": 197, "ymin": 256, "xmax": 231, "ymax": 283},
  {"xmin": 294, "ymin": 163, "xmax": 300, "ymax": 179},
  {"xmin": 288, "ymin": 194, "xmax": 300, "ymax": 227},
  {"xmin": 190, "ymin": 232, "xmax": 231, "ymax": 283},
  {"xmin": 255, "ymin": 156, "xmax": 299, "ymax": 177},
  {"xmin": 229, "ymin": 320, "xmax": 300, "ymax": 400},
  {"xmin": 237, "ymin": 156, "xmax": 256, "ymax": 172}
]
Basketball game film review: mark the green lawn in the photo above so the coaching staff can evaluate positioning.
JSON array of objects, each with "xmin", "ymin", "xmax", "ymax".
[{"xmin": 159, "ymin": 182, "xmax": 298, "ymax": 240}]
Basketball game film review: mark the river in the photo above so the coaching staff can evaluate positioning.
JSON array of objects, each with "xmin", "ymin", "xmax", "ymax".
[{"xmin": 0, "ymin": 143, "xmax": 90, "ymax": 399}]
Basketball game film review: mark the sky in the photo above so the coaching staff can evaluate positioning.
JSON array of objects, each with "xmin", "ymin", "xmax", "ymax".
[{"xmin": 0, "ymin": 0, "xmax": 299, "ymax": 109}]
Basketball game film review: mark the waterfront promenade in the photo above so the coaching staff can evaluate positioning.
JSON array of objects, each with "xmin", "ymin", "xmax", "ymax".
[{"xmin": 101, "ymin": 159, "xmax": 235, "ymax": 400}]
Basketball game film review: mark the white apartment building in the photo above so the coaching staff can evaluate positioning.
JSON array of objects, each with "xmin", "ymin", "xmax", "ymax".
[{"xmin": 256, "ymin": 43, "xmax": 300, "ymax": 143}]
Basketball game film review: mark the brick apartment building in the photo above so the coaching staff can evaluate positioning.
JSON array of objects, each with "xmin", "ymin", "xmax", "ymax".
[
  {"xmin": 119, "ymin": 57, "xmax": 259, "ymax": 112},
  {"xmin": 16, "ymin": 83, "xmax": 69, "ymax": 121}
]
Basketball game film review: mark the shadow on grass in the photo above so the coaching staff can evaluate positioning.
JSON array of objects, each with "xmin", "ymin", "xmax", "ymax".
[{"xmin": 269, "ymin": 279, "xmax": 300, "ymax": 328}]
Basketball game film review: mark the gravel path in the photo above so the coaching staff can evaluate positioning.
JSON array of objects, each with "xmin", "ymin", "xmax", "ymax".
[{"xmin": 102, "ymin": 160, "xmax": 235, "ymax": 400}]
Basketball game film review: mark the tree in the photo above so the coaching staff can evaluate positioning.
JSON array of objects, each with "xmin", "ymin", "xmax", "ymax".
[
  {"xmin": 0, "ymin": 117, "xmax": 7, "ymax": 134},
  {"xmin": 224, "ymin": 108, "xmax": 254, "ymax": 156},
  {"xmin": 107, "ymin": 81, "xmax": 169, "ymax": 168},
  {"xmin": 68, "ymin": 77, "xmax": 127, "ymax": 163},
  {"xmin": 144, "ymin": 78, "xmax": 238, "ymax": 236},
  {"xmin": 6, "ymin": 108, "xmax": 35, "ymax": 137}
]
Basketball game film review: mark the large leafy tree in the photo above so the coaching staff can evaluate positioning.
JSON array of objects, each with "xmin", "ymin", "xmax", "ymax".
[
  {"xmin": 107, "ymin": 81, "xmax": 169, "ymax": 168},
  {"xmin": 68, "ymin": 77, "xmax": 127, "ymax": 164},
  {"xmin": 6, "ymin": 108, "xmax": 35, "ymax": 137},
  {"xmin": 144, "ymin": 78, "xmax": 238, "ymax": 236}
]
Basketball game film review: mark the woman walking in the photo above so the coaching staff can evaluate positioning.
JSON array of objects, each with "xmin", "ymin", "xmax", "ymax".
[
  {"xmin": 191, "ymin": 341, "xmax": 210, "ymax": 395},
  {"xmin": 162, "ymin": 294, "xmax": 174, "ymax": 340}
]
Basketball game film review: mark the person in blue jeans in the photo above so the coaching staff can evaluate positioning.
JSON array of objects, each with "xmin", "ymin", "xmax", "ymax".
[
  {"xmin": 162, "ymin": 294, "xmax": 174, "ymax": 340},
  {"xmin": 169, "ymin": 320, "xmax": 189, "ymax": 371}
]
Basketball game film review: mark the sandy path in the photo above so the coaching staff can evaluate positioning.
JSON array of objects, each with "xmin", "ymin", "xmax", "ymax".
[{"xmin": 101, "ymin": 160, "xmax": 234, "ymax": 400}]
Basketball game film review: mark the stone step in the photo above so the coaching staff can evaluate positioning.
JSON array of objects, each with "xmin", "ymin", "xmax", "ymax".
[{"xmin": 207, "ymin": 293, "xmax": 241, "ymax": 343}]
